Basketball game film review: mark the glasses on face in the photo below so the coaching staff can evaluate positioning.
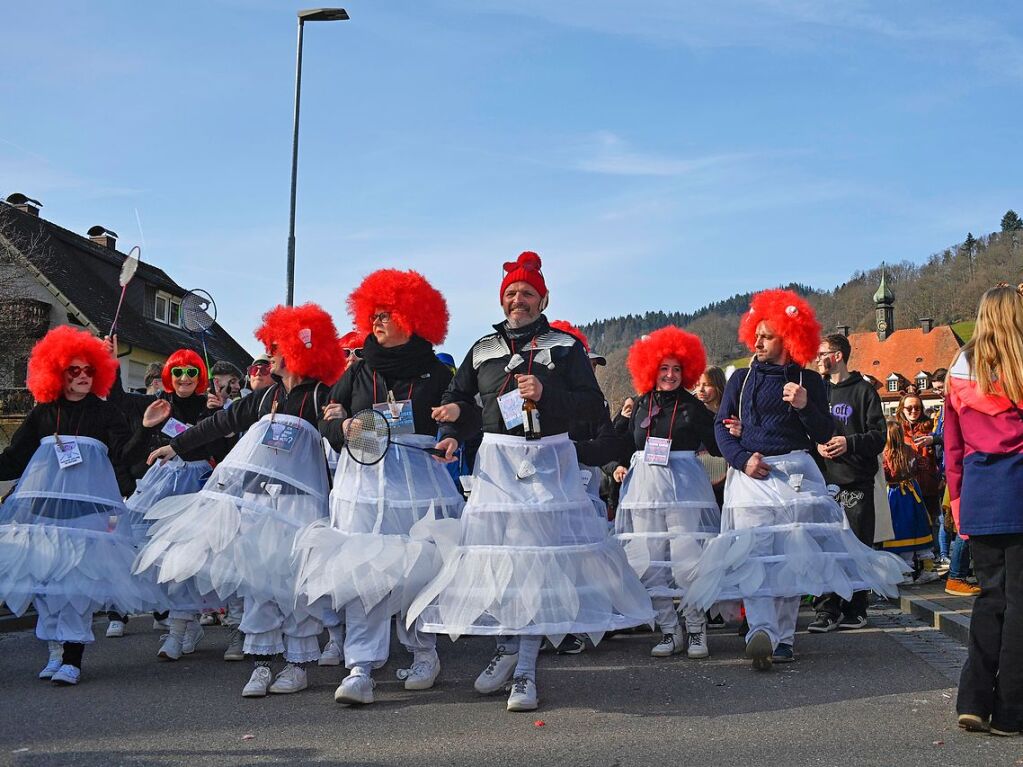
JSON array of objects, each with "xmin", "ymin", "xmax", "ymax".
[
  {"xmin": 904, "ymin": 405, "xmax": 922, "ymax": 412},
  {"xmin": 171, "ymin": 366, "xmax": 200, "ymax": 379},
  {"xmin": 247, "ymin": 363, "xmax": 271, "ymax": 376},
  {"xmin": 65, "ymin": 365, "xmax": 96, "ymax": 379},
  {"xmin": 815, "ymin": 350, "xmax": 837, "ymax": 360},
  {"xmin": 371, "ymin": 312, "xmax": 391, "ymax": 325}
]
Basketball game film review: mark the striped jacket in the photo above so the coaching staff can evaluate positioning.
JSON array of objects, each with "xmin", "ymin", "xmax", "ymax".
[{"xmin": 945, "ymin": 353, "xmax": 1023, "ymax": 536}]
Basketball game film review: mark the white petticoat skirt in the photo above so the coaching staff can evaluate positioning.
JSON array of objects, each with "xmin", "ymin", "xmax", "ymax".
[
  {"xmin": 580, "ymin": 464, "xmax": 608, "ymax": 521},
  {"xmin": 125, "ymin": 457, "xmax": 218, "ymax": 614},
  {"xmin": 407, "ymin": 433, "xmax": 655, "ymax": 645},
  {"xmin": 135, "ymin": 414, "xmax": 330, "ymax": 608},
  {"xmin": 615, "ymin": 450, "xmax": 722, "ymax": 598},
  {"xmin": 683, "ymin": 451, "xmax": 905, "ymax": 611},
  {"xmin": 0, "ymin": 436, "xmax": 160, "ymax": 616},
  {"xmin": 293, "ymin": 434, "xmax": 465, "ymax": 617}
]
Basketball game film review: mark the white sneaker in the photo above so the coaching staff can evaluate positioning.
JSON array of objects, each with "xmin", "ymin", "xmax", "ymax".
[
  {"xmin": 914, "ymin": 569, "xmax": 942, "ymax": 585},
  {"xmin": 318, "ymin": 640, "xmax": 342, "ymax": 667},
  {"xmin": 51, "ymin": 664, "xmax": 81, "ymax": 686},
  {"xmin": 39, "ymin": 642, "xmax": 64, "ymax": 679},
  {"xmin": 506, "ymin": 676, "xmax": 538, "ymax": 712},
  {"xmin": 474, "ymin": 645, "xmax": 519, "ymax": 694},
  {"xmin": 269, "ymin": 663, "xmax": 308, "ymax": 694},
  {"xmin": 651, "ymin": 626, "xmax": 685, "ymax": 657},
  {"xmin": 106, "ymin": 620, "xmax": 126, "ymax": 638},
  {"xmin": 223, "ymin": 629, "xmax": 245, "ymax": 662},
  {"xmin": 686, "ymin": 629, "xmax": 710, "ymax": 659},
  {"xmin": 242, "ymin": 665, "xmax": 273, "ymax": 698},
  {"xmin": 181, "ymin": 622, "xmax": 204, "ymax": 655},
  {"xmin": 399, "ymin": 652, "xmax": 440, "ymax": 691},
  {"xmin": 334, "ymin": 667, "xmax": 375, "ymax": 704},
  {"xmin": 158, "ymin": 634, "xmax": 183, "ymax": 661}
]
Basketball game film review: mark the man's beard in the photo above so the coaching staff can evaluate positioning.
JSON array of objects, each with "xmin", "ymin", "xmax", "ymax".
[{"xmin": 505, "ymin": 309, "xmax": 538, "ymax": 328}]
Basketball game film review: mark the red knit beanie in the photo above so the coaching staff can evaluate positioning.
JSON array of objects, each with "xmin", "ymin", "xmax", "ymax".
[{"xmin": 500, "ymin": 251, "xmax": 547, "ymax": 300}]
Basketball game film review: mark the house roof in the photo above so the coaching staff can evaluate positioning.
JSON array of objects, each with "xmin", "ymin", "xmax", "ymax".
[
  {"xmin": 0, "ymin": 202, "xmax": 251, "ymax": 370},
  {"xmin": 849, "ymin": 325, "xmax": 963, "ymax": 384}
]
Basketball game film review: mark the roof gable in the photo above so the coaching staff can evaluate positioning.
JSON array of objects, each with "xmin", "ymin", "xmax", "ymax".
[{"xmin": 849, "ymin": 326, "xmax": 962, "ymax": 383}]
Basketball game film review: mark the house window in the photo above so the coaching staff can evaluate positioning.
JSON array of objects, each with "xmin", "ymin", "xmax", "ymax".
[
  {"xmin": 916, "ymin": 374, "xmax": 929, "ymax": 390},
  {"xmin": 887, "ymin": 378, "xmax": 900, "ymax": 393},
  {"xmin": 155, "ymin": 292, "xmax": 182, "ymax": 327}
]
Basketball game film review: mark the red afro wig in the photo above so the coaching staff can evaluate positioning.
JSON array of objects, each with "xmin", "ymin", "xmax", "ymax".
[
  {"xmin": 347, "ymin": 269, "xmax": 448, "ymax": 346},
  {"xmin": 627, "ymin": 326, "xmax": 707, "ymax": 393},
  {"xmin": 738, "ymin": 289, "xmax": 821, "ymax": 367},
  {"xmin": 161, "ymin": 349, "xmax": 208, "ymax": 394},
  {"xmin": 549, "ymin": 320, "xmax": 590, "ymax": 352},
  {"xmin": 27, "ymin": 325, "xmax": 119, "ymax": 403},
  {"xmin": 255, "ymin": 303, "xmax": 345, "ymax": 385}
]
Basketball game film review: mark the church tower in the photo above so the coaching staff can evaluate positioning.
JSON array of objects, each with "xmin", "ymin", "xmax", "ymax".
[{"xmin": 873, "ymin": 263, "xmax": 894, "ymax": 341}]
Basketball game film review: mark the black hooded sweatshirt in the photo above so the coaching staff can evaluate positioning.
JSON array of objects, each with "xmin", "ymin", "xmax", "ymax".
[{"xmin": 820, "ymin": 371, "xmax": 886, "ymax": 489}]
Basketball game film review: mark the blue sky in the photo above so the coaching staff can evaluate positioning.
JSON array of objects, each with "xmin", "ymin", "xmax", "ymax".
[{"xmin": 3, "ymin": 1, "xmax": 1022, "ymax": 357}]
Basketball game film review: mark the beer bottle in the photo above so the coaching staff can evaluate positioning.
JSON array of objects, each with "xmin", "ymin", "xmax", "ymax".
[{"xmin": 522, "ymin": 397, "xmax": 541, "ymax": 441}]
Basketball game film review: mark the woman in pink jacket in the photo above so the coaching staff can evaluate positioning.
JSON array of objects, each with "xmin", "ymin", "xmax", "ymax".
[{"xmin": 945, "ymin": 283, "xmax": 1023, "ymax": 737}]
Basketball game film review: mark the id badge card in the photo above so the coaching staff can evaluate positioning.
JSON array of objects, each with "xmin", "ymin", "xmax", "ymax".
[
  {"xmin": 54, "ymin": 437, "xmax": 83, "ymax": 469},
  {"xmin": 643, "ymin": 436, "xmax": 671, "ymax": 466},
  {"xmin": 497, "ymin": 390, "xmax": 525, "ymax": 430},
  {"xmin": 160, "ymin": 417, "xmax": 190, "ymax": 439},
  {"xmin": 374, "ymin": 399, "xmax": 415, "ymax": 435},
  {"xmin": 261, "ymin": 421, "xmax": 298, "ymax": 452}
]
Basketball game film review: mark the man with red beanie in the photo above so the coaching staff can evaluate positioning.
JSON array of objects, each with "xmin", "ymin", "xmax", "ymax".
[{"xmin": 411, "ymin": 252, "xmax": 654, "ymax": 713}]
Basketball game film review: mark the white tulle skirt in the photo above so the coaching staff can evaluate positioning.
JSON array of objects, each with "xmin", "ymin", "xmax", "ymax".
[
  {"xmin": 407, "ymin": 433, "xmax": 654, "ymax": 645},
  {"xmin": 293, "ymin": 435, "xmax": 465, "ymax": 616},
  {"xmin": 0, "ymin": 436, "xmax": 160, "ymax": 616},
  {"xmin": 683, "ymin": 451, "xmax": 906, "ymax": 611},
  {"xmin": 580, "ymin": 464, "xmax": 608, "ymax": 520},
  {"xmin": 124, "ymin": 457, "xmax": 218, "ymax": 614},
  {"xmin": 135, "ymin": 414, "xmax": 330, "ymax": 608},
  {"xmin": 615, "ymin": 450, "xmax": 722, "ymax": 598}
]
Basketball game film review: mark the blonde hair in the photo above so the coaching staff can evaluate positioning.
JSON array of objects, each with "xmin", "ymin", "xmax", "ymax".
[{"xmin": 962, "ymin": 285, "xmax": 1023, "ymax": 402}]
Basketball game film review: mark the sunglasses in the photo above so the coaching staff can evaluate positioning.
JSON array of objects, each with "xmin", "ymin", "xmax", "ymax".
[
  {"xmin": 371, "ymin": 312, "xmax": 391, "ymax": 324},
  {"xmin": 171, "ymin": 366, "xmax": 200, "ymax": 379},
  {"xmin": 247, "ymin": 363, "xmax": 271, "ymax": 376},
  {"xmin": 640, "ymin": 402, "xmax": 662, "ymax": 429},
  {"xmin": 65, "ymin": 365, "xmax": 96, "ymax": 379}
]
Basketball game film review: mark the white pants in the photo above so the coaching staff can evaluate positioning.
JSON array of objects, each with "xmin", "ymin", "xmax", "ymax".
[
  {"xmin": 743, "ymin": 596, "xmax": 800, "ymax": 649},
  {"xmin": 240, "ymin": 596, "xmax": 323, "ymax": 663},
  {"xmin": 342, "ymin": 599, "xmax": 434, "ymax": 670},
  {"xmin": 34, "ymin": 597, "xmax": 94, "ymax": 644},
  {"xmin": 652, "ymin": 597, "xmax": 706, "ymax": 633}
]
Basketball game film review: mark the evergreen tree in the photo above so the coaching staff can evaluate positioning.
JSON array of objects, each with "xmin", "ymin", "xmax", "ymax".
[{"xmin": 1001, "ymin": 210, "xmax": 1023, "ymax": 232}]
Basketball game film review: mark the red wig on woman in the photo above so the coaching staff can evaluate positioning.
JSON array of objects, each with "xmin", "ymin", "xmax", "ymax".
[
  {"xmin": 549, "ymin": 320, "xmax": 591, "ymax": 352},
  {"xmin": 26, "ymin": 325, "xmax": 119, "ymax": 403},
  {"xmin": 161, "ymin": 349, "xmax": 209, "ymax": 394},
  {"xmin": 738, "ymin": 289, "xmax": 821, "ymax": 367},
  {"xmin": 627, "ymin": 326, "xmax": 707, "ymax": 394},
  {"xmin": 255, "ymin": 303, "xmax": 345, "ymax": 385},
  {"xmin": 347, "ymin": 269, "xmax": 448, "ymax": 346}
]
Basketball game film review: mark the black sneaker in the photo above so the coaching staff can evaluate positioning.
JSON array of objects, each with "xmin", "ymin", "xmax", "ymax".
[
  {"xmin": 745, "ymin": 630, "xmax": 773, "ymax": 671},
  {"xmin": 706, "ymin": 613, "xmax": 727, "ymax": 630},
  {"xmin": 555, "ymin": 635, "xmax": 586, "ymax": 655},
  {"xmin": 807, "ymin": 613, "xmax": 839, "ymax": 633},
  {"xmin": 838, "ymin": 613, "xmax": 868, "ymax": 631},
  {"xmin": 772, "ymin": 643, "xmax": 795, "ymax": 663}
]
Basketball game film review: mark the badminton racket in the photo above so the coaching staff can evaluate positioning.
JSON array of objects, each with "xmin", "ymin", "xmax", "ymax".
[
  {"xmin": 181, "ymin": 288, "xmax": 217, "ymax": 390},
  {"xmin": 343, "ymin": 408, "xmax": 446, "ymax": 466}
]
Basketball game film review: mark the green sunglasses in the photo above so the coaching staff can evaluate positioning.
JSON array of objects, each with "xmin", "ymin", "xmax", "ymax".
[{"xmin": 170, "ymin": 366, "xmax": 201, "ymax": 379}]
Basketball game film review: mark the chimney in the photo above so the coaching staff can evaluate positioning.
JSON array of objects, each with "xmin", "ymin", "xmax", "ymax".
[
  {"xmin": 836, "ymin": 324, "xmax": 850, "ymax": 337},
  {"xmin": 87, "ymin": 225, "xmax": 118, "ymax": 250},
  {"xmin": 5, "ymin": 192, "xmax": 42, "ymax": 216},
  {"xmin": 919, "ymin": 317, "xmax": 934, "ymax": 334}
]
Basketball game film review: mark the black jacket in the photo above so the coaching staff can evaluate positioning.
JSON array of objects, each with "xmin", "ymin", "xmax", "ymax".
[
  {"xmin": 620, "ymin": 388, "xmax": 720, "ymax": 463},
  {"xmin": 820, "ymin": 371, "xmax": 886, "ymax": 488},
  {"xmin": 171, "ymin": 380, "xmax": 328, "ymax": 456},
  {"xmin": 0, "ymin": 395, "xmax": 132, "ymax": 483},
  {"xmin": 320, "ymin": 352, "xmax": 480, "ymax": 452},
  {"xmin": 439, "ymin": 315, "xmax": 605, "ymax": 440},
  {"xmin": 572, "ymin": 400, "xmax": 632, "ymax": 468}
]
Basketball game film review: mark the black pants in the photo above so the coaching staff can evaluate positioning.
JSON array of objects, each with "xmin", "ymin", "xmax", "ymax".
[
  {"xmin": 813, "ymin": 485, "xmax": 876, "ymax": 621},
  {"xmin": 62, "ymin": 642, "xmax": 84, "ymax": 669},
  {"xmin": 957, "ymin": 533, "xmax": 1023, "ymax": 731}
]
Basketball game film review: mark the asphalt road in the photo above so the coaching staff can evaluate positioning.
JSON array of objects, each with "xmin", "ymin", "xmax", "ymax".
[{"xmin": 0, "ymin": 606, "xmax": 1019, "ymax": 767}]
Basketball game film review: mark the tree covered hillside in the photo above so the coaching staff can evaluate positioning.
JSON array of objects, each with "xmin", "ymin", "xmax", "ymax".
[{"xmin": 585, "ymin": 216, "xmax": 1023, "ymax": 409}]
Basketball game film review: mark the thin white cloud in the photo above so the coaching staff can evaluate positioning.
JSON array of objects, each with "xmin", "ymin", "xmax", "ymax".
[{"xmin": 574, "ymin": 131, "xmax": 754, "ymax": 177}]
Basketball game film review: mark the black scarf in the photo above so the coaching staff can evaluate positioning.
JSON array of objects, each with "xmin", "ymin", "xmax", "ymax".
[
  {"xmin": 360, "ymin": 334, "xmax": 437, "ymax": 382},
  {"xmin": 498, "ymin": 314, "xmax": 549, "ymax": 345}
]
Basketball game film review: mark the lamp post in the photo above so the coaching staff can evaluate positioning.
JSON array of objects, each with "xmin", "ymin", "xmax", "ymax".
[{"xmin": 287, "ymin": 8, "xmax": 349, "ymax": 307}]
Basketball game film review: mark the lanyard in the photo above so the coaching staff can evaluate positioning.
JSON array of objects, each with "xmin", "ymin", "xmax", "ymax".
[
  {"xmin": 54, "ymin": 405, "xmax": 82, "ymax": 439},
  {"xmin": 270, "ymin": 389, "xmax": 309, "ymax": 421},
  {"xmin": 498, "ymin": 337, "xmax": 538, "ymax": 397},
  {"xmin": 645, "ymin": 392, "xmax": 680, "ymax": 445},
  {"xmin": 372, "ymin": 372, "xmax": 414, "ymax": 405}
]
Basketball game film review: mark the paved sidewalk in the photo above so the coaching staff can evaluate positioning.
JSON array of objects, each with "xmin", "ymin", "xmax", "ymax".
[{"xmin": 897, "ymin": 580, "xmax": 977, "ymax": 645}]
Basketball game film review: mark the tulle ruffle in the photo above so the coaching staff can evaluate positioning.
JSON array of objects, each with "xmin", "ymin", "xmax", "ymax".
[{"xmin": 125, "ymin": 458, "xmax": 212, "ymax": 543}]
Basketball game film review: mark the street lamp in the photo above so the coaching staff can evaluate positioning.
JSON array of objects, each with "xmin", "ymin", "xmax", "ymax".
[{"xmin": 287, "ymin": 7, "xmax": 349, "ymax": 307}]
